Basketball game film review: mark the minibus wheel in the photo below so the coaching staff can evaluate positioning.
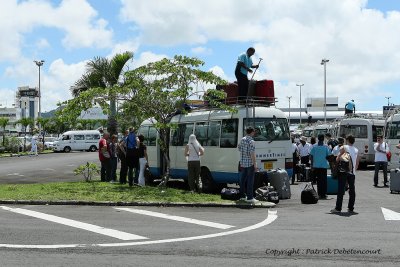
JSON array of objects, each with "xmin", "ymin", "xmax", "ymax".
[
  {"xmin": 200, "ymin": 168, "xmax": 218, "ymax": 194},
  {"xmin": 63, "ymin": 146, "xmax": 71, "ymax": 153},
  {"xmin": 89, "ymin": 145, "xmax": 97, "ymax": 152}
]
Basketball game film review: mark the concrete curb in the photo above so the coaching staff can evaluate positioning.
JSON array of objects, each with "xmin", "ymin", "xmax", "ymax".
[{"xmin": 0, "ymin": 200, "xmax": 276, "ymax": 208}]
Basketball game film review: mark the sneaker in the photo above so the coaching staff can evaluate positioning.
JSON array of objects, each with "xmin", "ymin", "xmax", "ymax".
[
  {"xmin": 239, "ymin": 197, "xmax": 247, "ymax": 202},
  {"xmin": 383, "ymin": 184, "xmax": 389, "ymax": 187},
  {"xmin": 347, "ymin": 209, "xmax": 356, "ymax": 214},
  {"xmin": 373, "ymin": 184, "xmax": 378, "ymax": 187},
  {"xmin": 330, "ymin": 208, "xmax": 341, "ymax": 213},
  {"xmin": 246, "ymin": 198, "xmax": 260, "ymax": 204}
]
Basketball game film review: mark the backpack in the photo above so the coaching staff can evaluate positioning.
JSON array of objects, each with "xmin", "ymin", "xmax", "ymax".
[
  {"xmin": 338, "ymin": 151, "xmax": 353, "ymax": 173},
  {"xmin": 301, "ymin": 183, "xmax": 319, "ymax": 204}
]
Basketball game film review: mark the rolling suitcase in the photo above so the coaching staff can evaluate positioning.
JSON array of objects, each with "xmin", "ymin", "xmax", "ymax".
[
  {"xmin": 390, "ymin": 169, "xmax": 400, "ymax": 194},
  {"xmin": 255, "ymin": 80, "xmax": 275, "ymax": 105},
  {"xmin": 326, "ymin": 174, "xmax": 338, "ymax": 195},
  {"xmin": 267, "ymin": 168, "xmax": 291, "ymax": 199}
]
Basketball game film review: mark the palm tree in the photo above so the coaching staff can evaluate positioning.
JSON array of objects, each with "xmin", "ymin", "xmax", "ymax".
[
  {"xmin": 17, "ymin": 117, "xmax": 34, "ymax": 151},
  {"xmin": 37, "ymin": 117, "xmax": 50, "ymax": 147},
  {"xmin": 72, "ymin": 51, "xmax": 134, "ymax": 136},
  {"xmin": 0, "ymin": 118, "xmax": 9, "ymax": 146}
]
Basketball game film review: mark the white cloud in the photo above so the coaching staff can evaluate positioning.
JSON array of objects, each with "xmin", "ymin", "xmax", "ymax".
[
  {"xmin": 191, "ymin": 46, "xmax": 212, "ymax": 55},
  {"xmin": 0, "ymin": 0, "xmax": 113, "ymax": 63}
]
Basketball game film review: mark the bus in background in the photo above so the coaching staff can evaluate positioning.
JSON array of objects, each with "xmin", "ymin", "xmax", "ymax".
[
  {"xmin": 302, "ymin": 126, "xmax": 314, "ymax": 141},
  {"xmin": 313, "ymin": 123, "xmax": 330, "ymax": 138},
  {"xmin": 138, "ymin": 106, "xmax": 293, "ymax": 193},
  {"xmin": 338, "ymin": 116, "xmax": 385, "ymax": 167},
  {"xmin": 385, "ymin": 112, "xmax": 400, "ymax": 169}
]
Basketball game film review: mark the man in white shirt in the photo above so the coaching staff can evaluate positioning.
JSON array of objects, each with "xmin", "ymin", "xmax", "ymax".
[
  {"xmin": 298, "ymin": 136, "xmax": 312, "ymax": 167},
  {"xmin": 373, "ymin": 135, "xmax": 389, "ymax": 187}
]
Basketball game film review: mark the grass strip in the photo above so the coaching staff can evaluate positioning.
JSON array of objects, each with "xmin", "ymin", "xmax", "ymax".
[{"xmin": 0, "ymin": 181, "xmax": 232, "ymax": 204}]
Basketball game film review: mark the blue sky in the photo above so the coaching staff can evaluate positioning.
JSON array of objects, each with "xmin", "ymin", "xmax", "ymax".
[{"xmin": 1, "ymin": 0, "xmax": 400, "ymax": 113}]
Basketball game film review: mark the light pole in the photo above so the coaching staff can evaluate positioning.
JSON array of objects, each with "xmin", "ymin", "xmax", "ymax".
[
  {"xmin": 385, "ymin": 96, "xmax": 391, "ymax": 106},
  {"xmin": 321, "ymin": 59, "xmax": 329, "ymax": 123},
  {"xmin": 287, "ymin": 96, "xmax": 292, "ymax": 125},
  {"xmin": 34, "ymin": 60, "xmax": 44, "ymax": 135},
  {"xmin": 296, "ymin": 84, "xmax": 304, "ymax": 124}
]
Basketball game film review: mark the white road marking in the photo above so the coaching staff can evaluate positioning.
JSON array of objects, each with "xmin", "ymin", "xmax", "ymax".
[
  {"xmin": 6, "ymin": 173, "xmax": 24, "ymax": 177},
  {"xmin": 0, "ymin": 206, "xmax": 147, "ymax": 241},
  {"xmin": 41, "ymin": 168, "xmax": 56, "ymax": 171},
  {"xmin": 381, "ymin": 207, "xmax": 400, "ymax": 220},
  {"xmin": 115, "ymin": 207, "xmax": 234, "ymax": 229},
  {"xmin": 0, "ymin": 210, "xmax": 278, "ymax": 249}
]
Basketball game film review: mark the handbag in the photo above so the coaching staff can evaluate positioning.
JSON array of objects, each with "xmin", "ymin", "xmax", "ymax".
[
  {"xmin": 385, "ymin": 143, "xmax": 391, "ymax": 162},
  {"xmin": 387, "ymin": 151, "xmax": 392, "ymax": 162},
  {"xmin": 102, "ymin": 150, "xmax": 110, "ymax": 158}
]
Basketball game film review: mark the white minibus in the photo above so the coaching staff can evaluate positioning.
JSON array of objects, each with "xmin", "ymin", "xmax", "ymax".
[
  {"xmin": 385, "ymin": 112, "xmax": 400, "ymax": 168},
  {"xmin": 53, "ymin": 130, "xmax": 101, "ymax": 152},
  {"xmin": 138, "ymin": 105, "xmax": 293, "ymax": 193},
  {"xmin": 338, "ymin": 117, "xmax": 385, "ymax": 167}
]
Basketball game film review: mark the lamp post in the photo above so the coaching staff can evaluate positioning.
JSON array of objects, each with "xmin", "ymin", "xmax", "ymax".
[
  {"xmin": 34, "ymin": 60, "xmax": 44, "ymax": 134},
  {"xmin": 296, "ymin": 84, "xmax": 304, "ymax": 124},
  {"xmin": 385, "ymin": 96, "xmax": 391, "ymax": 106},
  {"xmin": 321, "ymin": 59, "xmax": 329, "ymax": 123},
  {"xmin": 287, "ymin": 96, "xmax": 292, "ymax": 125}
]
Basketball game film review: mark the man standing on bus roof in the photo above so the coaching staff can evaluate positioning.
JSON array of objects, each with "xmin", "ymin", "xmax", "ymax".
[
  {"xmin": 345, "ymin": 99, "xmax": 355, "ymax": 116},
  {"xmin": 235, "ymin": 47, "xmax": 259, "ymax": 98},
  {"xmin": 238, "ymin": 126, "xmax": 258, "ymax": 204},
  {"xmin": 373, "ymin": 135, "xmax": 389, "ymax": 187}
]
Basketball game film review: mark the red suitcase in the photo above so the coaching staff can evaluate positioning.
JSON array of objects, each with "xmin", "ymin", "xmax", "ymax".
[
  {"xmin": 221, "ymin": 83, "xmax": 239, "ymax": 104},
  {"xmin": 255, "ymin": 80, "xmax": 275, "ymax": 104}
]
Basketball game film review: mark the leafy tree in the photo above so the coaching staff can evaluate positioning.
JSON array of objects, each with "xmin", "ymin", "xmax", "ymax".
[
  {"xmin": 122, "ymin": 56, "xmax": 229, "ymax": 183},
  {"xmin": 0, "ymin": 117, "xmax": 9, "ymax": 146},
  {"xmin": 71, "ymin": 51, "xmax": 134, "ymax": 136}
]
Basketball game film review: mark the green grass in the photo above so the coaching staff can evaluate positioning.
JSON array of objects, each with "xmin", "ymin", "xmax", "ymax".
[
  {"xmin": 0, "ymin": 149, "xmax": 54, "ymax": 158},
  {"xmin": 0, "ymin": 180, "xmax": 232, "ymax": 204}
]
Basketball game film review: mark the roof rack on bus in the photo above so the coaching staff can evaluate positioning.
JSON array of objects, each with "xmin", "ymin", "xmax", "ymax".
[
  {"xmin": 343, "ymin": 113, "xmax": 384, "ymax": 120},
  {"xmin": 188, "ymin": 95, "xmax": 278, "ymax": 111}
]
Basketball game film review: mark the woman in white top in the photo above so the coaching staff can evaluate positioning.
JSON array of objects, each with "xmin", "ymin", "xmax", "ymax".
[
  {"xmin": 30, "ymin": 136, "xmax": 38, "ymax": 156},
  {"xmin": 184, "ymin": 134, "xmax": 204, "ymax": 193}
]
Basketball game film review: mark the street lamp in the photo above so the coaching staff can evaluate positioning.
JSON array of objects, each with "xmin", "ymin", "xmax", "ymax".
[
  {"xmin": 385, "ymin": 96, "xmax": 391, "ymax": 106},
  {"xmin": 34, "ymin": 60, "xmax": 44, "ymax": 134},
  {"xmin": 296, "ymin": 84, "xmax": 304, "ymax": 124},
  {"xmin": 321, "ymin": 59, "xmax": 329, "ymax": 123},
  {"xmin": 287, "ymin": 96, "xmax": 292, "ymax": 125}
]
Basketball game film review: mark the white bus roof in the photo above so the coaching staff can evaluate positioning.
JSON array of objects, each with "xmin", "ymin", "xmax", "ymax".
[{"xmin": 170, "ymin": 106, "xmax": 287, "ymax": 123}]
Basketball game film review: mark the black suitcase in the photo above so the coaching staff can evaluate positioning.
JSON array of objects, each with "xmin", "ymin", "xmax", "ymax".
[
  {"xmin": 220, "ymin": 188, "xmax": 241, "ymax": 200},
  {"xmin": 390, "ymin": 169, "xmax": 400, "ymax": 193},
  {"xmin": 268, "ymin": 168, "xmax": 291, "ymax": 199}
]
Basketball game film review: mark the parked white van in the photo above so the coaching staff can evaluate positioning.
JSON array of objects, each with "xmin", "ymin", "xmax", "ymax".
[{"xmin": 53, "ymin": 130, "xmax": 101, "ymax": 152}]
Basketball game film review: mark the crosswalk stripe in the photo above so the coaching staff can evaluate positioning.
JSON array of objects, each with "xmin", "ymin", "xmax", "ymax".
[
  {"xmin": 0, "ymin": 206, "xmax": 148, "ymax": 241},
  {"xmin": 115, "ymin": 207, "xmax": 234, "ymax": 229}
]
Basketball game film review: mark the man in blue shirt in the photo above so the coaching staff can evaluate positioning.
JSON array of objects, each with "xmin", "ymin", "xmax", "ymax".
[
  {"xmin": 345, "ymin": 99, "xmax": 355, "ymax": 115},
  {"xmin": 235, "ymin": 47, "xmax": 259, "ymax": 99},
  {"xmin": 310, "ymin": 134, "xmax": 332, "ymax": 199}
]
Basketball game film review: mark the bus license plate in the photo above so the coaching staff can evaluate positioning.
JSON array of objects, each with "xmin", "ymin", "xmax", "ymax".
[{"xmin": 264, "ymin": 162, "xmax": 273, "ymax": 170}]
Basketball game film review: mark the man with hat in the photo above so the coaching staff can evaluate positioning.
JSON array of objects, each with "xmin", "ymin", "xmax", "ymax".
[{"xmin": 298, "ymin": 136, "xmax": 312, "ymax": 167}]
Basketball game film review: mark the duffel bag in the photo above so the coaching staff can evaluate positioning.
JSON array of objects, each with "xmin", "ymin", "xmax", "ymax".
[
  {"xmin": 221, "ymin": 188, "xmax": 241, "ymax": 201},
  {"xmin": 301, "ymin": 182, "xmax": 318, "ymax": 204}
]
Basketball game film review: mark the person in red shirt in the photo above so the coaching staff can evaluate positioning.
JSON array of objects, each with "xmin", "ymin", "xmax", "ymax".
[{"xmin": 99, "ymin": 132, "xmax": 111, "ymax": 182}]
